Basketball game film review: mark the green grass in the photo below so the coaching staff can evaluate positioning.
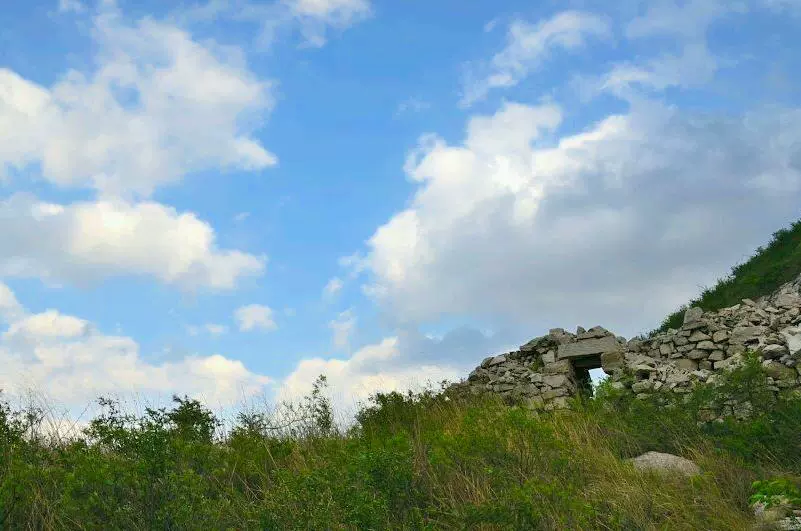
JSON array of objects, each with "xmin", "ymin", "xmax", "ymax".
[
  {"xmin": 653, "ymin": 219, "xmax": 801, "ymax": 335},
  {"xmin": 6, "ymin": 217, "xmax": 801, "ymax": 528},
  {"xmin": 2, "ymin": 360, "xmax": 800, "ymax": 529}
]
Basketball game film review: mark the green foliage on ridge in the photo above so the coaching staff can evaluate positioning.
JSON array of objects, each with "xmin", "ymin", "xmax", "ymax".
[{"xmin": 653, "ymin": 219, "xmax": 801, "ymax": 335}]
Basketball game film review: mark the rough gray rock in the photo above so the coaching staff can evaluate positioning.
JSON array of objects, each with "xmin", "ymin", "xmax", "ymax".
[
  {"xmin": 730, "ymin": 326, "xmax": 767, "ymax": 344},
  {"xmin": 753, "ymin": 500, "xmax": 801, "ymax": 530},
  {"xmin": 627, "ymin": 451, "xmax": 701, "ymax": 477},
  {"xmin": 684, "ymin": 307, "xmax": 703, "ymax": 325},
  {"xmin": 455, "ymin": 272, "xmax": 801, "ymax": 411},
  {"xmin": 557, "ymin": 335, "xmax": 619, "ymax": 359}
]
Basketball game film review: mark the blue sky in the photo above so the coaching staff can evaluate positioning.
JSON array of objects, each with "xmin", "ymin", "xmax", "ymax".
[{"xmin": 1, "ymin": 0, "xmax": 801, "ymax": 418}]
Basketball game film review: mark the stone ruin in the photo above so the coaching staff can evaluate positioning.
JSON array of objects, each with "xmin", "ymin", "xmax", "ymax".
[{"xmin": 453, "ymin": 274, "xmax": 801, "ymax": 411}]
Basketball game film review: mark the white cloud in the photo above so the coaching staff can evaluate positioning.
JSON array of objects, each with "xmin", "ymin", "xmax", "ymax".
[
  {"xmin": 322, "ymin": 276, "xmax": 344, "ymax": 299},
  {"xmin": 599, "ymin": 42, "xmax": 718, "ymax": 96},
  {"xmin": 286, "ymin": 0, "xmax": 370, "ymax": 22},
  {"xmin": 0, "ymin": 286, "xmax": 270, "ymax": 408},
  {"xmin": 4, "ymin": 310, "xmax": 92, "ymax": 340},
  {"xmin": 329, "ymin": 309, "xmax": 355, "ymax": 350},
  {"xmin": 0, "ymin": 282, "xmax": 23, "ymax": 323},
  {"xmin": 233, "ymin": 211, "xmax": 251, "ymax": 222},
  {"xmin": 0, "ymin": 7, "xmax": 275, "ymax": 198},
  {"xmin": 278, "ymin": 337, "xmax": 457, "ymax": 414},
  {"xmin": 361, "ymin": 99, "xmax": 801, "ymax": 338},
  {"xmin": 268, "ymin": 0, "xmax": 372, "ymax": 47},
  {"xmin": 484, "ymin": 17, "xmax": 501, "ymax": 33},
  {"xmin": 461, "ymin": 11, "xmax": 611, "ymax": 106},
  {"xmin": 176, "ymin": 0, "xmax": 371, "ymax": 48},
  {"xmin": 0, "ymin": 194, "xmax": 265, "ymax": 289},
  {"xmin": 592, "ymin": 0, "xmax": 746, "ymax": 97},
  {"xmin": 625, "ymin": 0, "xmax": 738, "ymax": 41},
  {"xmin": 338, "ymin": 252, "xmax": 369, "ymax": 279},
  {"xmin": 278, "ymin": 326, "xmax": 514, "ymax": 415},
  {"xmin": 235, "ymin": 304, "xmax": 277, "ymax": 331}
]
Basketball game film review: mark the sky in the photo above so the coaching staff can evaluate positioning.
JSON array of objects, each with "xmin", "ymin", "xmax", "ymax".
[{"xmin": 1, "ymin": 0, "xmax": 800, "ymax": 421}]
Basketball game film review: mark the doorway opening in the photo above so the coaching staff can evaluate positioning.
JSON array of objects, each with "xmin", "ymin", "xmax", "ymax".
[{"xmin": 570, "ymin": 355, "xmax": 607, "ymax": 398}]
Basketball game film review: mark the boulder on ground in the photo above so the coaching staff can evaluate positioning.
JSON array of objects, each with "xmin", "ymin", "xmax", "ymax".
[{"xmin": 627, "ymin": 451, "xmax": 701, "ymax": 477}]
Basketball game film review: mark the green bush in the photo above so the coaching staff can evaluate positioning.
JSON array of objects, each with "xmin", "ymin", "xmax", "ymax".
[
  {"xmin": 749, "ymin": 478, "xmax": 801, "ymax": 508},
  {"xmin": 1, "ymin": 362, "xmax": 799, "ymax": 529}
]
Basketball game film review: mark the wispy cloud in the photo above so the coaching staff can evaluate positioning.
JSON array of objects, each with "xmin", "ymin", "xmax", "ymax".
[
  {"xmin": 58, "ymin": 0, "xmax": 86, "ymax": 14},
  {"xmin": 395, "ymin": 97, "xmax": 431, "ymax": 117},
  {"xmin": 329, "ymin": 308, "xmax": 356, "ymax": 350},
  {"xmin": 323, "ymin": 276, "xmax": 344, "ymax": 300},
  {"xmin": 174, "ymin": 0, "xmax": 372, "ymax": 49},
  {"xmin": 460, "ymin": 10, "xmax": 612, "ymax": 106},
  {"xmin": 188, "ymin": 323, "xmax": 229, "ymax": 336}
]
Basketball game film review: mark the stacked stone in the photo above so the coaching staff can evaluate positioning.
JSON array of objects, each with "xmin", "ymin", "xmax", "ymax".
[
  {"xmin": 463, "ymin": 326, "xmax": 626, "ymax": 410},
  {"xmin": 624, "ymin": 294, "xmax": 801, "ymax": 398},
  {"xmin": 463, "ymin": 328, "xmax": 572, "ymax": 410},
  {"xmin": 457, "ymin": 273, "xmax": 801, "ymax": 410}
]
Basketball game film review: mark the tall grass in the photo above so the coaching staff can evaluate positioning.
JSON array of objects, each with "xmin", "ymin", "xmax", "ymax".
[{"xmin": 2, "ymin": 361, "xmax": 800, "ymax": 529}]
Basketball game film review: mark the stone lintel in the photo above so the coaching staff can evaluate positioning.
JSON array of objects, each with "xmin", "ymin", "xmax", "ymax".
[{"xmin": 557, "ymin": 335, "xmax": 619, "ymax": 360}]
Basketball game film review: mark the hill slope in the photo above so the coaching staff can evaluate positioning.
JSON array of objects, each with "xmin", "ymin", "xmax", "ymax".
[
  {"xmin": 655, "ymin": 219, "xmax": 801, "ymax": 334},
  {"xmin": 3, "ymin": 224, "xmax": 801, "ymax": 529}
]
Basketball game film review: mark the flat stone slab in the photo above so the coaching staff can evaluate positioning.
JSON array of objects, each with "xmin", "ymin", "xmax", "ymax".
[
  {"xmin": 557, "ymin": 335, "xmax": 619, "ymax": 360},
  {"xmin": 782, "ymin": 326, "xmax": 801, "ymax": 355},
  {"xmin": 730, "ymin": 326, "xmax": 767, "ymax": 344}
]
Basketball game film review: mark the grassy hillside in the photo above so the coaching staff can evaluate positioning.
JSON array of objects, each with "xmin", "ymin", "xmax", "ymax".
[
  {"xmin": 1, "ymin": 359, "xmax": 800, "ymax": 529},
  {"xmin": 4, "ymin": 222, "xmax": 801, "ymax": 529},
  {"xmin": 654, "ymin": 219, "xmax": 801, "ymax": 334}
]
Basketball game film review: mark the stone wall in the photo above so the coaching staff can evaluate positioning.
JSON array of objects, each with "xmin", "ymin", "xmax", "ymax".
[{"xmin": 454, "ymin": 274, "xmax": 801, "ymax": 411}]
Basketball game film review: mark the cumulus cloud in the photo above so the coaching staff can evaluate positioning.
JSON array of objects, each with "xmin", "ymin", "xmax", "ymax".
[
  {"xmin": 0, "ymin": 194, "xmax": 265, "ymax": 289},
  {"xmin": 360, "ymin": 98, "xmax": 801, "ymax": 338},
  {"xmin": 0, "ymin": 285, "xmax": 270, "ymax": 408},
  {"xmin": 461, "ymin": 10, "xmax": 612, "ymax": 106},
  {"xmin": 278, "ymin": 326, "xmax": 513, "ymax": 414},
  {"xmin": 235, "ymin": 304, "xmax": 277, "ymax": 331},
  {"xmin": 0, "ymin": 6, "xmax": 275, "ymax": 198}
]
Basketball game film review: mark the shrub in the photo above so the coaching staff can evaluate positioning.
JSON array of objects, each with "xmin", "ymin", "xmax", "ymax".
[
  {"xmin": 749, "ymin": 477, "xmax": 801, "ymax": 508},
  {"xmin": 1, "ymin": 363, "xmax": 799, "ymax": 529}
]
